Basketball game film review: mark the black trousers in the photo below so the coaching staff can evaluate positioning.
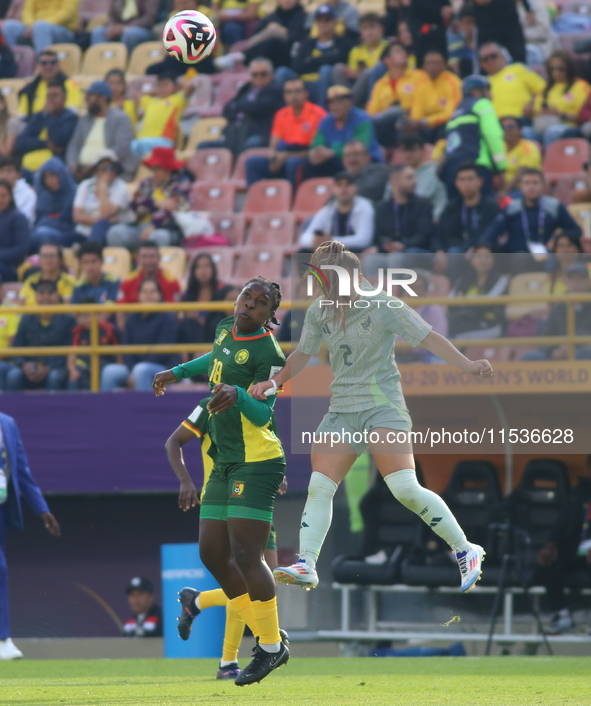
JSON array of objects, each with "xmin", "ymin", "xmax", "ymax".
[{"xmin": 533, "ymin": 555, "xmax": 590, "ymax": 612}]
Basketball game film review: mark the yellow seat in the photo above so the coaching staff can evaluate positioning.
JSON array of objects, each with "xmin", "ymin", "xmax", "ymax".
[
  {"xmin": 0, "ymin": 79, "xmax": 25, "ymax": 113},
  {"xmin": 505, "ymin": 272, "xmax": 550, "ymax": 321},
  {"xmin": 81, "ymin": 43, "xmax": 128, "ymax": 77},
  {"xmin": 568, "ymin": 203, "xmax": 591, "ymax": 239},
  {"xmin": 71, "ymin": 75, "xmax": 101, "ymax": 93},
  {"xmin": 128, "ymin": 41, "xmax": 165, "ymax": 76},
  {"xmin": 102, "ymin": 247, "xmax": 132, "ymax": 279},
  {"xmin": 49, "ymin": 43, "xmax": 82, "ymax": 77},
  {"xmin": 159, "ymin": 247, "xmax": 187, "ymax": 282},
  {"xmin": 63, "ymin": 248, "xmax": 80, "ymax": 278},
  {"xmin": 185, "ymin": 117, "xmax": 227, "ymax": 154}
]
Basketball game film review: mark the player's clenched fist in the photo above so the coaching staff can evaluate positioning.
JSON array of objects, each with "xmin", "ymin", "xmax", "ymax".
[
  {"xmin": 152, "ymin": 369, "xmax": 176, "ymax": 396},
  {"xmin": 467, "ymin": 359, "xmax": 493, "ymax": 378}
]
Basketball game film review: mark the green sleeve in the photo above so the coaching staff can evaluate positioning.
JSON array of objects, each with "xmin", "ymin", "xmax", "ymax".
[
  {"xmin": 351, "ymin": 121, "xmax": 372, "ymax": 148},
  {"xmin": 475, "ymin": 98, "xmax": 507, "ymax": 172},
  {"xmin": 311, "ymin": 129, "xmax": 327, "ymax": 149},
  {"xmin": 234, "ymin": 385, "xmax": 276, "ymax": 426},
  {"xmin": 172, "ymin": 352, "xmax": 211, "ymax": 380}
]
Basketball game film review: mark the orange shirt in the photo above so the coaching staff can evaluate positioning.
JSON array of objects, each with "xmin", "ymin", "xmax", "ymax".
[{"xmin": 271, "ymin": 101, "xmax": 327, "ymax": 147}]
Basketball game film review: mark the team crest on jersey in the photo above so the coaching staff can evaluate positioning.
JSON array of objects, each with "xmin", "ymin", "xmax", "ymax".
[
  {"xmin": 358, "ymin": 315, "xmax": 372, "ymax": 336},
  {"xmin": 235, "ymin": 349, "xmax": 249, "ymax": 364},
  {"xmin": 232, "ymin": 482, "xmax": 245, "ymax": 497},
  {"xmin": 216, "ymin": 329, "xmax": 228, "ymax": 345}
]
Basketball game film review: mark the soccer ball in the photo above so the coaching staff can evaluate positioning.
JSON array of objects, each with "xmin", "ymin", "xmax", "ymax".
[{"xmin": 162, "ymin": 10, "xmax": 217, "ymax": 64}]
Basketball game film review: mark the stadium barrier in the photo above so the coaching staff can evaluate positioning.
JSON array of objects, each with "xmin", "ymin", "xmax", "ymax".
[{"xmin": 1, "ymin": 292, "xmax": 590, "ymax": 391}]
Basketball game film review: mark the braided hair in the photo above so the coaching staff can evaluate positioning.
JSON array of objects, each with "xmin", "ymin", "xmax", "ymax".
[{"xmin": 243, "ymin": 276, "xmax": 282, "ymax": 329}]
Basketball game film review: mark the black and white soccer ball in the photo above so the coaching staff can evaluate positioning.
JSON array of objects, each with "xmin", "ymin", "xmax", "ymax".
[{"xmin": 162, "ymin": 10, "xmax": 217, "ymax": 65}]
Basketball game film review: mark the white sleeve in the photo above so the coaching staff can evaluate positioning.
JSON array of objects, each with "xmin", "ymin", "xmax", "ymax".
[
  {"xmin": 73, "ymin": 181, "xmax": 88, "ymax": 209},
  {"xmin": 339, "ymin": 198, "xmax": 374, "ymax": 249},
  {"xmin": 297, "ymin": 303, "xmax": 324, "ymax": 356},
  {"xmin": 299, "ymin": 205, "xmax": 333, "ymax": 249},
  {"xmin": 110, "ymin": 179, "xmax": 131, "ymax": 209},
  {"xmin": 22, "ymin": 187, "xmax": 36, "ymax": 227}
]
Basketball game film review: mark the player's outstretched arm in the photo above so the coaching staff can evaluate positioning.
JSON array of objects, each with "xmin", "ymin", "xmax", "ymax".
[
  {"xmin": 249, "ymin": 349, "xmax": 312, "ymax": 399},
  {"xmin": 164, "ymin": 425, "xmax": 199, "ymax": 511},
  {"xmin": 420, "ymin": 331, "xmax": 494, "ymax": 378},
  {"xmin": 152, "ymin": 352, "xmax": 213, "ymax": 396}
]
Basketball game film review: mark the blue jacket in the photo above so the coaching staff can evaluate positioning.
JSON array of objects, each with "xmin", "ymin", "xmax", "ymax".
[
  {"xmin": 313, "ymin": 106, "xmax": 383, "ymax": 164},
  {"xmin": 0, "ymin": 412, "xmax": 49, "ymax": 531},
  {"xmin": 480, "ymin": 196, "xmax": 582, "ymax": 253},
  {"xmin": 0, "ymin": 206, "xmax": 30, "ymax": 266},
  {"xmin": 15, "ymin": 108, "xmax": 77, "ymax": 159},
  {"xmin": 34, "ymin": 156, "xmax": 76, "ymax": 232},
  {"xmin": 122, "ymin": 311, "xmax": 179, "ymax": 369}
]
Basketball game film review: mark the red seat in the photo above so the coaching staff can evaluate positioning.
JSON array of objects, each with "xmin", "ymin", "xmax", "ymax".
[
  {"xmin": 208, "ymin": 213, "xmax": 246, "ymax": 246},
  {"xmin": 247, "ymin": 213, "xmax": 296, "ymax": 247},
  {"xmin": 186, "ymin": 248, "xmax": 236, "ymax": 281},
  {"xmin": 543, "ymin": 138, "xmax": 589, "ymax": 184},
  {"xmin": 551, "ymin": 174, "xmax": 589, "ymax": 205},
  {"xmin": 200, "ymin": 72, "xmax": 250, "ymax": 118},
  {"xmin": 12, "ymin": 46, "xmax": 35, "ymax": 78},
  {"xmin": 243, "ymin": 180, "xmax": 293, "ymax": 219},
  {"xmin": 292, "ymin": 178, "xmax": 333, "ymax": 222},
  {"xmin": 230, "ymin": 148, "xmax": 271, "ymax": 190},
  {"xmin": 186, "ymin": 148, "xmax": 233, "ymax": 181},
  {"xmin": 183, "ymin": 75, "xmax": 213, "ymax": 118},
  {"xmin": 190, "ymin": 182, "xmax": 236, "ymax": 212},
  {"xmin": 234, "ymin": 248, "xmax": 287, "ymax": 280}
]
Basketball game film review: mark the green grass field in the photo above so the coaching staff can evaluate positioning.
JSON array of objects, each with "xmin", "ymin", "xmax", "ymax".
[{"xmin": 1, "ymin": 657, "xmax": 590, "ymax": 706}]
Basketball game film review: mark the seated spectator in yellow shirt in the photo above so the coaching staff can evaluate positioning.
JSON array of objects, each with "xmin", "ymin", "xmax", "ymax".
[
  {"xmin": 478, "ymin": 42, "xmax": 545, "ymax": 119},
  {"xmin": 131, "ymin": 73, "xmax": 194, "ymax": 160},
  {"xmin": 332, "ymin": 13, "xmax": 388, "ymax": 107},
  {"xmin": 3, "ymin": 0, "xmax": 79, "ymax": 56},
  {"xmin": 500, "ymin": 115, "xmax": 541, "ymax": 194},
  {"xmin": 106, "ymin": 69, "xmax": 137, "ymax": 133},
  {"xmin": 405, "ymin": 50, "xmax": 462, "ymax": 141},
  {"xmin": 19, "ymin": 242, "xmax": 77, "ymax": 306}
]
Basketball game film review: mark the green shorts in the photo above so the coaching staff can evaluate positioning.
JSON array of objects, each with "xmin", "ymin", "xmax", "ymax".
[
  {"xmin": 200, "ymin": 457, "xmax": 286, "ymax": 523},
  {"xmin": 316, "ymin": 403, "xmax": 411, "ymax": 456}
]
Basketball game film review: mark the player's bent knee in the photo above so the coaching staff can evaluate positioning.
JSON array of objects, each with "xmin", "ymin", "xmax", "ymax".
[{"xmin": 384, "ymin": 468, "xmax": 422, "ymax": 510}]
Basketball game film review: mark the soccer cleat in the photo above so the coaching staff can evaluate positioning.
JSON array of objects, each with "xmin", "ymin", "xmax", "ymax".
[
  {"xmin": 234, "ymin": 642, "xmax": 289, "ymax": 686},
  {"xmin": 177, "ymin": 587, "xmax": 201, "ymax": 640},
  {"xmin": 273, "ymin": 559, "xmax": 319, "ymax": 590},
  {"xmin": 455, "ymin": 543, "xmax": 485, "ymax": 592},
  {"xmin": 217, "ymin": 662, "xmax": 242, "ymax": 680},
  {"xmin": 0, "ymin": 638, "xmax": 23, "ymax": 660}
]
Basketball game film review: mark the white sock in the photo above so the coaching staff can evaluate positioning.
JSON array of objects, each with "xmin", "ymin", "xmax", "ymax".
[
  {"xmin": 259, "ymin": 641, "xmax": 280, "ymax": 653},
  {"xmin": 219, "ymin": 659, "xmax": 236, "ymax": 666},
  {"xmin": 194, "ymin": 595, "xmax": 202, "ymax": 610},
  {"xmin": 384, "ymin": 469, "xmax": 470, "ymax": 553},
  {"xmin": 299, "ymin": 472, "xmax": 339, "ymax": 565}
]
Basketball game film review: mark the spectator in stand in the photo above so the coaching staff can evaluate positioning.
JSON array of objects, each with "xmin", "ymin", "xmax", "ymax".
[
  {"xmin": 520, "ymin": 0, "xmax": 556, "ymax": 64},
  {"xmin": 108, "ymin": 148, "xmax": 190, "ymax": 249},
  {"xmin": 0, "ymin": 156, "xmax": 36, "ymax": 227},
  {"xmin": 341, "ymin": 139, "xmax": 389, "ymax": 202},
  {"xmin": 399, "ymin": 132, "xmax": 447, "ymax": 219},
  {"xmin": 214, "ymin": 0, "xmax": 308, "ymax": 71},
  {"xmin": 123, "ymin": 577, "xmax": 163, "ymax": 638},
  {"xmin": 31, "ymin": 157, "xmax": 78, "ymax": 250},
  {"xmin": 17, "ymin": 50, "xmax": 82, "ymax": 120},
  {"xmin": 102, "ymin": 278, "xmax": 179, "ymax": 391},
  {"xmin": 364, "ymin": 164, "xmax": 433, "ymax": 274},
  {"xmin": 19, "ymin": 242, "xmax": 76, "ymax": 305},
  {"xmin": 0, "ymin": 180, "xmax": 29, "ymax": 283},
  {"xmin": 478, "ymin": 42, "xmax": 545, "ymax": 120},
  {"xmin": 15, "ymin": 81, "xmax": 77, "ymax": 173},
  {"xmin": 106, "ymin": 69, "xmax": 137, "ymax": 133},
  {"xmin": 215, "ymin": 0, "xmax": 263, "ymax": 47},
  {"xmin": 118, "ymin": 241, "xmax": 181, "ymax": 304},
  {"xmin": 6, "ymin": 279, "xmax": 75, "ymax": 391},
  {"xmin": 91, "ymin": 0, "xmax": 158, "ymax": 55},
  {"xmin": 71, "ymin": 240, "xmax": 120, "ymax": 305},
  {"xmin": 67, "ymin": 295, "xmax": 119, "ymax": 390},
  {"xmin": 526, "ymin": 51, "xmax": 590, "ymax": 148},
  {"xmin": 366, "ymin": 42, "xmax": 426, "ymax": 149},
  {"xmin": 407, "ymin": 0, "xmax": 451, "ymax": 67},
  {"xmin": 481, "ymin": 168, "xmax": 582, "ymax": 253},
  {"xmin": 546, "ymin": 232, "xmax": 583, "ymax": 296},
  {"xmin": 178, "ymin": 253, "xmax": 238, "ymax": 346},
  {"xmin": 405, "ymin": 50, "xmax": 461, "ymax": 141},
  {"xmin": 304, "ymin": 0, "xmax": 359, "ymax": 37},
  {"xmin": 501, "ymin": 116, "xmax": 542, "ymax": 196},
  {"xmin": 473, "ymin": 0, "xmax": 528, "ymax": 65},
  {"xmin": 447, "ymin": 5, "xmax": 477, "ymax": 79},
  {"xmin": 132, "ymin": 73, "xmax": 194, "ymax": 160},
  {"xmin": 522, "ymin": 262, "xmax": 591, "ymax": 361},
  {"xmin": 73, "ymin": 150, "xmax": 131, "ymax": 246},
  {"xmin": 307, "ymin": 85, "xmax": 382, "ymax": 179},
  {"xmin": 245, "ymin": 77, "xmax": 326, "ymax": 189},
  {"xmin": 2, "ymin": 0, "xmax": 80, "ymax": 56},
  {"xmin": 298, "ymin": 171, "xmax": 374, "ymax": 252},
  {"xmin": 448, "ymin": 245, "xmax": 508, "ymax": 339},
  {"xmin": 332, "ymin": 13, "xmax": 388, "ymax": 107},
  {"xmin": 0, "ymin": 93, "xmax": 21, "ymax": 156},
  {"xmin": 0, "ymin": 26, "xmax": 17, "ymax": 79},
  {"xmin": 67, "ymin": 81, "xmax": 136, "ymax": 182}
]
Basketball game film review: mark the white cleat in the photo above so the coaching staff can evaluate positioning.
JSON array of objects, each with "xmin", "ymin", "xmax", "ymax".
[
  {"xmin": 0, "ymin": 638, "xmax": 23, "ymax": 660},
  {"xmin": 455, "ymin": 543, "xmax": 485, "ymax": 592},
  {"xmin": 273, "ymin": 559, "xmax": 319, "ymax": 590}
]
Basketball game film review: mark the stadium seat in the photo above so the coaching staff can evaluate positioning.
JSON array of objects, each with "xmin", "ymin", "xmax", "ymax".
[
  {"xmin": 78, "ymin": 0, "xmax": 110, "ymax": 26},
  {"xmin": 543, "ymin": 138, "xmax": 589, "ymax": 184},
  {"xmin": 568, "ymin": 202, "xmax": 591, "ymax": 238},
  {"xmin": 81, "ymin": 43, "xmax": 128, "ymax": 76},
  {"xmin": 292, "ymin": 178, "xmax": 333, "ymax": 222},
  {"xmin": 125, "ymin": 76, "xmax": 157, "ymax": 101},
  {"xmin": 557, "ymin": 32, "xmax": 590, "ymax": 54},
  {"xmin": 242, "ymin": 180, "xmax": 293, "ymax": 219},
  {"xmin": 0, "ymin": 79, "xmax": 25, "ymax": 114},
  {"xmin": 206, "ymin": 213, "xmax": 246, "ymax": 246},
  {"xmin": 62, "ymin": 248, "xmax": 80, "ymax": 278},
  {"xmin": 186, "ymin": 148, "xmax": 233, "ymax": 181},
  {"xmin": 185, "ymin": 117, "xmax": 227, "ymax": 153},
  {"xmin": 12, "ymin": 46, "xmax": 35, "ymax": 78},
  {"xmin": 230, "ymin": 148, "xmax": 271, "ymax": 191},
  {"xmin": 49, "ymin": 43, "xmax": 82, "ymax": 76},
  {"xmin": 159, "ymin": 247, "xmax": 187, "ymax": 282},
  {"xmin": 560, "ymin": 0, "xmax": 591, "ymax": 13},
  {"xmin": 247, "ymin": 212, "xmax": 296, "ymax": 247},
  {"xmin": 102, "ymin": 247, "xmax": 132, "ymax": 279},
  {"xmin": 463, "ymin": 345, "xmax": 512, "ymax": 363},
  {"xmin": 70, "ymin": 75, "xmax": 100, "ymax": 93},
  {"xmin": 190, "ymin": 181, "xmax": 236, "ymax": 212},
  {"xmin": 1, "ymin": 282, "xmax": 22, "ymax": 302},
  {"xmin": 234, "ymin": 248, "xmax": 287, "ymax": 280},
  {"xmin": 551, "ymin": 174, "xmax": 588, "ymax": 205},
  {"xmin": 505, "ymin": 272, "xmax": 549, "ymax": 321},
  {"xmin": 187, "ymin": 248, "xmax": 235, "ymax": 281},
  {"xmin": 127, "ymin": 41, "xmax": 165, "ymax": 76},
  {"xmin": 199, "ymin": 72, "xmax": 250, "ymax": 118},
  {"xmin": 183, "ymin": 75, "xmax": 213, "ymax": 119}
]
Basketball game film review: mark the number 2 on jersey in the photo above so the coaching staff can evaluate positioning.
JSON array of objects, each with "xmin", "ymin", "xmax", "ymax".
[
  {"xmin": 210, "ymin": 358, "xmax": 223, "ymax": 384},
  {"xmin": 340, "ymin": 344, "xmax": 353, "ymax": 367}
]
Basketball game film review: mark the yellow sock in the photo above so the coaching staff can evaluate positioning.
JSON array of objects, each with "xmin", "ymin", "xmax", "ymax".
[
  {"xmin": 198, "ymin": 588, "xmax": 228, "ymax": 610},
  {"xmin": 222, "ymin": 601, "xmax": 246, "ymax": 663},
  {"xmin": 229, "ymin": 593, "xmax": 259, "ymax": 638},
  {"xmin": 251, "ymin": 597, "xmax": 280, "ymax": 646}
]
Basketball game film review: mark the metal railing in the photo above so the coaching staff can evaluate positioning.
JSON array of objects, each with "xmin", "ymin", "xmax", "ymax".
[{"xmin": 1, "ymin": 292, "xmax": 589, "ymax": 391}]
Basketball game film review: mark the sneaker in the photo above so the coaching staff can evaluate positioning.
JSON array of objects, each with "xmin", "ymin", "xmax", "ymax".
[
  {"xmin": 214, "ymin": 52, "xmax": 245, "ymax": 71},
  {"xmin": 177, "ymin": 587, "xmax": 201, "ymax": 641},
  {"xmin": 548, "ymin": 609, "xmax": 575, "ymax": 635},
  {"xmin": 217, "ymin": 662, "xmax": 241, "ymax": 680},
  {"xmin": 0, "ymin": 638, "xmax": 23, "ymax": 660},
  {"xmin": 455, "ymin": 543, "xmax": 485, "ymax": 592},
  {"xmin": 273, "ymin": 559, "xmax": 319, "ymax": 590},
  {"xmin": 234, "ymin": 642, "xmax": 289, "ymax": 686}
]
